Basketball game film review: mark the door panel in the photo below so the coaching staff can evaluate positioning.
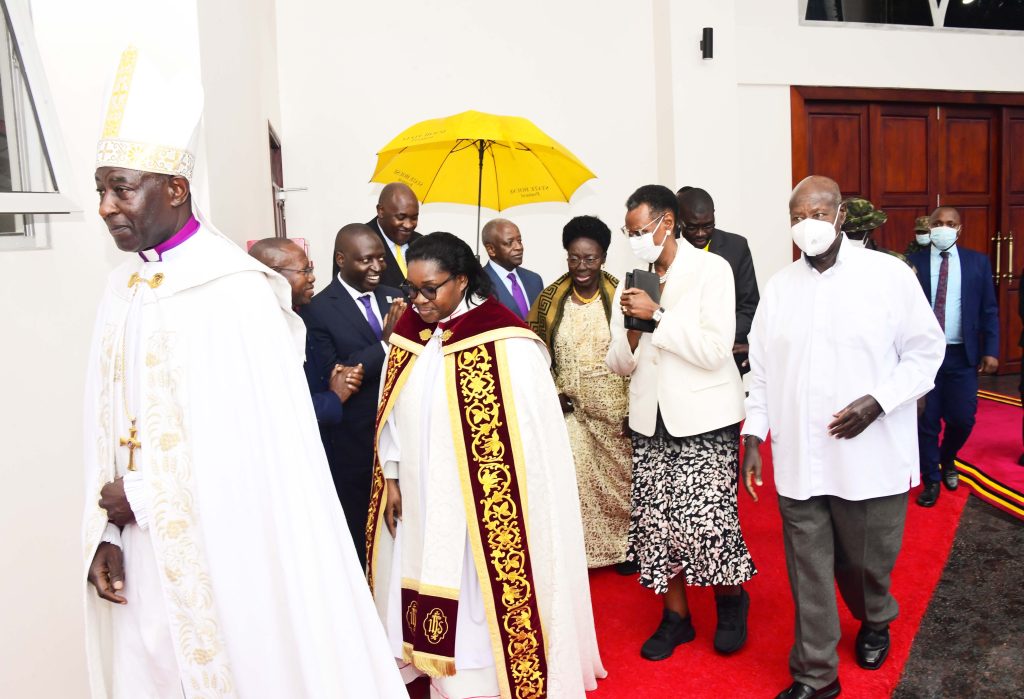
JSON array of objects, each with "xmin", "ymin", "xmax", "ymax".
[
  {"xmin": 955, "ymin": 205, "xmax": 993, "ymax": 258},
  {"xmin": 1000, "ymin": 107, "xmax": 1024, "ymax": 373},
  {"xmin": 868, "ymin": 104, "xmax": 935, "ymax": 255},
  {"xmin": 806, "ymin": 104, "xmax": 870, "ymax": 196}
]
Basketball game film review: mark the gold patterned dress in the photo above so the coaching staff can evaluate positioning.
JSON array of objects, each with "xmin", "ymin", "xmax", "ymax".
[{"xmin": 553, "ymin": 298, "xmax": 633, "ymax": 568}]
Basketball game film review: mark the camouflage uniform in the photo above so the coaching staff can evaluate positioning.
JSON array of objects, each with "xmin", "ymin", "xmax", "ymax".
[{"xmin": 841, "ymin": 197, "xmax": 911, "ymax": 266}]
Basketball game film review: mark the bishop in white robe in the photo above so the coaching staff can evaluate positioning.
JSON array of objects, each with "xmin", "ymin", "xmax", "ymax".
[{"xmin": 82, "ymin": 46, "xmax": 405, "ymax": 699}]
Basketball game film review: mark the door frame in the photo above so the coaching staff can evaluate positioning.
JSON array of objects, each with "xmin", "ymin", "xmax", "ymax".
[{"xmin": 791, "ymin": 86, "xmax": 1024, "ymax": 375}]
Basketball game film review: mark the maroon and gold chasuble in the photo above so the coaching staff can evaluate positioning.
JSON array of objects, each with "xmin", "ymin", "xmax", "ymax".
[{"xmin": 366, "ymin": 298, "xmax": 551, "ymax": 697}]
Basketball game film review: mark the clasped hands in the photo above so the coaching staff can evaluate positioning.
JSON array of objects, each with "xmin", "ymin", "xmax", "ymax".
[
  {"xmin": 742, "ymin": 395, "xmax": 882, "ymax": 503},
  {"xmin": 89, "ymin": 478, "xmax": 135, "ymax": 604},
  {"xmin": 330, "ymin": 363, "xmax": 364, "ymax": 403}
]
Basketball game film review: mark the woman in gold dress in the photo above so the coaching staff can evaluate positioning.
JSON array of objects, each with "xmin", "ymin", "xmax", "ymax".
[{"xmin": 528, "ymin": 216, "xmax": 633, "ymax": 570}]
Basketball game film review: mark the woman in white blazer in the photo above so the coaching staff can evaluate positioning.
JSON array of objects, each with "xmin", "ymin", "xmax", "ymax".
[{"xmin": 606, "ymin": 185, "xmax": 757, "ymax": 662}]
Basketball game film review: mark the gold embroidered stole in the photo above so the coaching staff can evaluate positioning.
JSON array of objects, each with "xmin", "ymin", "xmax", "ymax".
[
  {"xmin": 445, "ymin": 338, "xmax": 548, "ymax": 698},
  {"xmin": 366, "ymin": 311, "xmax": 548, "ymax": 695}
]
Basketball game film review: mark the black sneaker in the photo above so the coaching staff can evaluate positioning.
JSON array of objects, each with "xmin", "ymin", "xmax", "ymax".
[
  {"xmin": 713, "ymin": 588, "xmax": 749, "ymax": 654},
  {"xmin": 640, "ymin": 609, "xmax": 695, "ymax": 660}
]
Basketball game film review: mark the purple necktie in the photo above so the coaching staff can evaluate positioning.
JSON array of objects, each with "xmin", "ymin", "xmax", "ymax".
[
  {"xmin": 933, "ymin": 251, "xmax": 950, "ymax": 332},
  {"xmin": 359, "ymin": 294, "xmax": 383, "ymax": 341},
  {"xmin": 507, "ymin": 272, "xmax": 529, "ymax": 317}
]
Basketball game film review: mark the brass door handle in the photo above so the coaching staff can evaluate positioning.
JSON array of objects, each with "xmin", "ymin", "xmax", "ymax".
[
  {"xmin": 1007, "ymin": 231, "xmax": 1015, "ymax": 281},
  {"xmin": 992, "ymin": 232, "xmax": 1002, "ymax": 285}
]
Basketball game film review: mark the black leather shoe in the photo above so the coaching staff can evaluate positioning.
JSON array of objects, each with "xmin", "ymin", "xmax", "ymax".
[
  {"xmin": 855, "ymin": 624, "xmax": 890, "ymax": 670},
  {"xmin": 714, "ymin": 588, "xmax": 749, "ymax": 654},
  {"xmin": 639, "ymin": 609, "xmax": 695, "ymax": 660},
  {"xmin": 916, "ymin": 481, "xmax": 940, "ymax": 507},
  {"xmin": 941, "ymin": 463, "xmax": 959, "ymax": 491},
  {"xmin": 774, "ymin": 678, "xmax": 841, "ymax": 699}
]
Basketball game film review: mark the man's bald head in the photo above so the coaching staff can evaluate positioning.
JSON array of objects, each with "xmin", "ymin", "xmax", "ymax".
[
  {"xmin": 376, "ymin": 182, "xmax": 420, "ymax": 246},
  {"xmin": 335, "ymin": 223, "xmax": 387, "ymax": 292},
  {"xmin": 249, "ymin": 237, "xmax": 304, "ymax": 268},
  {"xmin": 676, "ymin": 187, "xmax": 714, "ymax": 216},
  {"xmin": 249, "ymin": 237, "xmax": 315, "ymax": 306},
  {"xmin": 481, "ymin": 218, "xmax": 524, "ymax": 269},
  {"xmin": 790, "ymin": 175, "xmax": 843, "ymax": 214}
]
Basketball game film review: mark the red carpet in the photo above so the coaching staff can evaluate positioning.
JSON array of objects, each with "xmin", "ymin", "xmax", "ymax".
[
  {"xmin": 957, "ymin": 395, "xmax": 1024, "ymax": 521},
  {"xmin": 587, "ymin": 447, "xmax": 968, "ymax": 698}
]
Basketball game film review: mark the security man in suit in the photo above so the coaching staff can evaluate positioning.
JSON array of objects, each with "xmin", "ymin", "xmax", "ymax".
[
  {"xmin": 302, "ymin": 223, "xmax": 406, "ymax": 564},
  {"xmin": 482, "ymin": 217, "xmax": 543, "ymax": 320},
  {"xmin": 909, "ymin": 206, "xmax": 999, "ymax": 507},
  {"xmin": 363, "ymin": 182, "xmax": 422, "ymax": 288},
  {"xmin": 676, "ymin": 187, "xmax": 759, "ymax": 373}
]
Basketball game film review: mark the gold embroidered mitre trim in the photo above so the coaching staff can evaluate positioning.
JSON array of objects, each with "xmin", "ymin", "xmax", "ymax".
[{"xmin": 96, "ymin": 139, "xmax": 195, "ymax": 180}]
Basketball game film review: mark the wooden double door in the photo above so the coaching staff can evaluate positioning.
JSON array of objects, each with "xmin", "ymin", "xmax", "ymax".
[{"xmin": 792, "ymin": 87, "xmax": 1024, "ymax": 375}]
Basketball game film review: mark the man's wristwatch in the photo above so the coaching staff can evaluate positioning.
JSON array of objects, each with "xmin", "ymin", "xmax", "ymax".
[{"xmin": 652, "ymin": 306, "xmax": 665, "ymax": 323}]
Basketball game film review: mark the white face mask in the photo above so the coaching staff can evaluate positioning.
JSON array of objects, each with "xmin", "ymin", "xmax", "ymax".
[
  {"xmin": 845, "ymin": 234, "xmax": 867, "ymax": 249},
  {"xmin": 792, "ymin": 209, "xmax": 840, "ymax": 257},
  {"xmin": 915, "ymin": 233, "xmax": 932, "ymax": 247},
  {"xmin": 930, "ymin": 226, "xmax": 959, "ymax": 251},
  {"xmin": 628, "ymin": 213, "xmax": 668, "ymax": 264}
]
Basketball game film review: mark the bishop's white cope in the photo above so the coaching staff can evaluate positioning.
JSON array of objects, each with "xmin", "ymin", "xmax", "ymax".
[{"xmin": 82, "ymin": 222, "xmax": 406, "ymax": 698}]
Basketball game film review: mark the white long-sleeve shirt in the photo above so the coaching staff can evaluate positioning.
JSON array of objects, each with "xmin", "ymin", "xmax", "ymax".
[{"xmin": 742, "ymin": 238, "xmax": 946, "ymax": 501}]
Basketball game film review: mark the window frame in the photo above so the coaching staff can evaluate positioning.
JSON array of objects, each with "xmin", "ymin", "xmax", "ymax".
[{"xmin": 0, "ymin": 0, "xmax": 80, "ymax": 251}]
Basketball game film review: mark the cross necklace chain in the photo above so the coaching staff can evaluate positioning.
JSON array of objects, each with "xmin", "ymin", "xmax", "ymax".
[{"xmin": 114, "ymin": 286, "xmax": 141, "ymax": 471}]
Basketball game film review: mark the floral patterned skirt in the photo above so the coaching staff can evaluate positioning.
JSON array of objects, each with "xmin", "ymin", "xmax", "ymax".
[{"xmin": 627, "ymin": 423, "xmax": 757, "ymax": 594}]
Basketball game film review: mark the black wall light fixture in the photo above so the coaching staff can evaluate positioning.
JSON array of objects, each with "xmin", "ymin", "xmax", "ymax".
[{"xmin": 700, "ymin": 27, "xmax": 713, "ymax": 59}]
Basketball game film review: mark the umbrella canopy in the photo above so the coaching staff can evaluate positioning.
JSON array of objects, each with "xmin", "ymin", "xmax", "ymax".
[{"xmin": 371, "ymin": 110, "xmax": 596, "ymax": 251}]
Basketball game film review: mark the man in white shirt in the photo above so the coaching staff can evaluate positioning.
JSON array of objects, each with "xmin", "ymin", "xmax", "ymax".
[
  {"xmin": 481, "ymin": 217, "xmax": 544, "ymax": 320},
  {"xmin": 741, "ymin": 176, "xmax": 945, "ymax": 699},
  {"xmin": 302, "ymin": 223, "xmax": 406, "ymax": 566}
]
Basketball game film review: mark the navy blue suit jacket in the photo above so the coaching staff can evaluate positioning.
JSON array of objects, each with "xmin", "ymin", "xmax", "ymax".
[
  {"xmin": 908, "ymin": 246, "xmax": 999, "ymax": 366},
  {"xmin": 485, "ymin": 262, "xmax": 543, "ymax": 320},
  {"xmin": 300, "ymin": 278, "xmax": 402, "ymax": 480},
  {"xmin": 304, "ymin": 331, "xmax": 343, "ymax": 426}
]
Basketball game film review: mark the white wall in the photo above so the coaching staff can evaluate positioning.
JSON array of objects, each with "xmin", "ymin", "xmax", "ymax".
[
  {"xmin": 0, "ymin": 1, "xmax": 281, "ymax": 695},
  {"xmin": 274, "ymin": 0, "xmax": 663, "ymax": 288},
  {"xmin": 3, "ymin": 1, "xmax": 1023, "ymax": 695}
]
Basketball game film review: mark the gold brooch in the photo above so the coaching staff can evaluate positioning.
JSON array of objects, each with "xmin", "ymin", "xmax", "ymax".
[
  {"xmin": 441, "ymin": 330, "xmax": 453, "ymax": 342},
  {"xmin": 419, "ymin": 329, "xmax": 432, "ymax": 341},
  {"xmin": 128, "ymin": 272, "xmax": 164, "ymax": 289}
]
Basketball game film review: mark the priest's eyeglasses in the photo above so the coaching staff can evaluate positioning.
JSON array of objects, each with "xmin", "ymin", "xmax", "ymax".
[
  {"xmin": 401, "ymin": 275, "xmax": 454, "ymax": 301},
  {"xmin": 273, "ymin": 264, "xmax": 315, "ymax": 277}
]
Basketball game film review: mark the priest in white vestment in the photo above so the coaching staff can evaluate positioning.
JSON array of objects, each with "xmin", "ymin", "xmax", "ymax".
[
  {"xmin": 82, "ymin": 47, "xmax": 406, "ymax": 698},
  {"xmin": 366, "ymin": 232, "xmax": 606, "ymax": 699}
]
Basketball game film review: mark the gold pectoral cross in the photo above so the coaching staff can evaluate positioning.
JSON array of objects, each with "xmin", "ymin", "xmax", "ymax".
[{"xmin": 119, "ymin": 419, "xmax": 141, "ymax": 471}]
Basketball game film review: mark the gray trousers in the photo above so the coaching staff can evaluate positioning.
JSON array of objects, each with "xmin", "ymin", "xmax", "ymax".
[{"xmin": 778, "ymin": 492, "xmax": 908, "ymax": 688}]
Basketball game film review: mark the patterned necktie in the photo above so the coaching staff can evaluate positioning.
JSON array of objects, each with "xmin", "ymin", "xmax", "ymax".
[
  {"xmin": 507, "ymin": 272, "xmax": 529, "ymax": 317},
  {"xmin": 393, "ymin": 243, "xmax": 407, "ymax": 277},
  {"xmin": 933, "ymin": 251, "xmax": 950, "ymax": 332},
  {"xmin": 359, "ymin": 294, "xmax": 384, "ymax": 341}
]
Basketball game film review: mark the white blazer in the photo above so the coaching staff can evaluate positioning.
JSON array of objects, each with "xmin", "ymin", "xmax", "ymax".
[{"xmin": 606, "ymin": 241, "xmax": 745, "ymax": 438}]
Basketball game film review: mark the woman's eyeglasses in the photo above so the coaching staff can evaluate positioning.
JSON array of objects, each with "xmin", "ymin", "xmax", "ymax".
[{"xmin": 400, "ymin": 275, "xmax": 454, "ymax": 301}]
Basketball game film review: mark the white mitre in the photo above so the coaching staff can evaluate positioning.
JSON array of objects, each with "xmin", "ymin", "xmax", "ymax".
[{"xmin": 94, "ymin": 46, "xmax": 203, "ymax": 180}]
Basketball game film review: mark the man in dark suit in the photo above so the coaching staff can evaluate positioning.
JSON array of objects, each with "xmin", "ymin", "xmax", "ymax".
[
  {"xmin": 481, "ymin": 217, "xmax": 543, "ymax": 320},
  {"xmin": 302, "ymin": 223, "xmax": 406, "ymax": 564},
  {"xmin": 249, "ymin": 237, "xmax": 363, "ymax": 426},
  {"xmin": 362, "ymin": 182, "xmax": 421, "ymax": 289},
  {"xmin": 909, "ymin": 206, "xmax": 999, "ymax": 507},
  {"xmin": 677, "ymin": 187, "xmax": 759, "ymax": 373}
]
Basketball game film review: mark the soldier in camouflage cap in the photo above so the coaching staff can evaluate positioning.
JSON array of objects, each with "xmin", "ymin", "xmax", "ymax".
[
  {"xmin": 907, "ymin": 215, "xmax": 931, "ymax": 256},
  {"xmin": 840, "ymin": 197, "xmax": 911, "ymax": 265}
]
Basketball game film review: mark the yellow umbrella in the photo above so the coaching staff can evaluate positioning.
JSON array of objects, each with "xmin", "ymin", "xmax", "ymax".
[{"xmin": 371, "ymin": 110, "xmax": 596, "ymax": 251}]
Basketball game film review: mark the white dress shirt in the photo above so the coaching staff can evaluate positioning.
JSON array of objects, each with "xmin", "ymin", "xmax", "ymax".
[
  {"xmin": 743, "ymin": 237, "xmax": 946, "ymax": 501},
  {"xmin": 338, "ymin": 273, "xmax": 389, "ymax": 352}
]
